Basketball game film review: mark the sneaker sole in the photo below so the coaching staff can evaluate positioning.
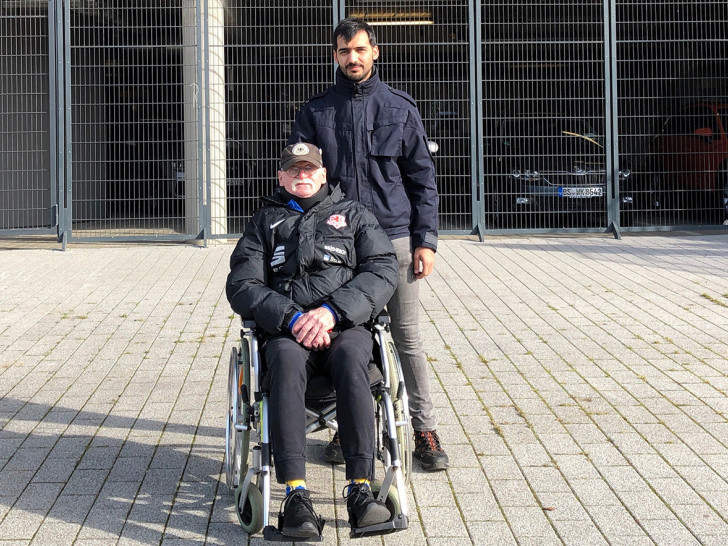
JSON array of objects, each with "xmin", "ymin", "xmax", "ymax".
[
  {"xmin": 356, "ymin": 509, "xmax": 392, "ymax": 527},
  {"xmin": 414, "ymin": 452, "xmax": 449, "ymax": 472},
  {"xmin": 281, "ymin": 524, "xmax": 320, "ymax": 539}
]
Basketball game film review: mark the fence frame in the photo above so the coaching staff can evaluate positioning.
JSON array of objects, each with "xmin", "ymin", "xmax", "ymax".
[{"xmin": 1, "ymin": 0, "xmax": 726, "ymax": 246}]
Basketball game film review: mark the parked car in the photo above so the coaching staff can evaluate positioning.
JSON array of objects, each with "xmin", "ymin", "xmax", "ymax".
[
  {"xmin": 653, "ymin": 102, "xmax": 728, "ymax": 223},
  {"xmin": 490, "ymin": 116, "xmax": 633, "ymax": 228}
]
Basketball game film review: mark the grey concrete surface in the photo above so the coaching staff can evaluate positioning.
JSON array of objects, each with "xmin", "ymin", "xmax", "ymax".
[{"xmin": 1, "ymin": 233, "xmax": 728, "ymax": 545}]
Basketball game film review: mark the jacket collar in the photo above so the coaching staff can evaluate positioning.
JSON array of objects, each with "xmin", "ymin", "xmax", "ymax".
[
  {"xmin": 334, "ymin": 66, "xmax": 381, "ymax": 97},
  {"xmin": 265, "ymin": 184, "xmax": 344, "ymax": 211}
]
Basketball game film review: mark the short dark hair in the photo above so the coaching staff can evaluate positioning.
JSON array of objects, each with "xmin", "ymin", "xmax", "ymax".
[{"xmin": 332, "ymin": 17, "xmax": 377, "ymax": 50}]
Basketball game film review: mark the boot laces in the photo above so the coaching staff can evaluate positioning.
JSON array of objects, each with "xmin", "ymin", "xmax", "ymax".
[
  {"xmin": 343, "ymin": 481, "xmax": 370, "ymax": 500},
  {"xmin": 417, "ymin": 430, "xmax": 442, "ymax": 452},
  {"xmin": 283, "ymin": 489, "xmax": 313, "ymax": 513}
]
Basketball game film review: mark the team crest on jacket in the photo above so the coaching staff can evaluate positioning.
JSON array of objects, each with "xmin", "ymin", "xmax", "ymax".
[{"xmin": 326, "ymin": 214, "xmax": 347, "ymax": 229}]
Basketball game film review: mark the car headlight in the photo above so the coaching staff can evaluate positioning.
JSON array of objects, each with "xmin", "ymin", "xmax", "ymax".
[{"xmin": 511, "ymin": 169, "xmax": 541, "ymax": 181}]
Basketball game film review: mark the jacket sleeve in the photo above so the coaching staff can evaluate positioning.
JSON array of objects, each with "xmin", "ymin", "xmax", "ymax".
[
  {"xmin": 399, "ymin": 108, "xmax": 439, "ymax": 252},
  {"xmin": 225, "ymin": 214, "xmax": 301, "ymax": 335},
  {"xmin": 325, "ymin": 207, "xmax": 399, "ymax": 327}
]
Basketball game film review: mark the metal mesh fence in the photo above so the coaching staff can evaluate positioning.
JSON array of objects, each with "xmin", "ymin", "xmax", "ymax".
[
  {"xmin": 69, "ymin": 0, "xmax": 200, "ymax": 240},
  {"xmin": 219, "ymin": 1, "xmax": 333, "ymax": 237},
  {"xmin": 482, "ymin": 1, "xmax": 611, "ymax": 231},
  {"xmin": 0, "ymin": 1, "xmax": 53, "ymax": 233},
  {"xmin": 345, "ymin": 1, "xmax": 474, "ymax": 233},
  {"xmin": 2, "ymin": 1, "xmax": 726, "ymax": 242},
  {"xmin": 617, "ymin": 1, "xmax": 728, "ymax": 228}
]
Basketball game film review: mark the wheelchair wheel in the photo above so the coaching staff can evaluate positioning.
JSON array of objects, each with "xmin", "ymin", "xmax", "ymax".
[
  {"xmin": 235, "ymin": 482, "xmax": 264, "ymax": 535},
  {"xmin": 225, "ymin": 343, "xmax": 251, "ymax": 492},
  {"xmin": 370, "ymin": 479, "xmax": 401, "ymax": 522},
  {"xmin": 385, "ymin": 339, "xmax": 412, "ymax": 485}
]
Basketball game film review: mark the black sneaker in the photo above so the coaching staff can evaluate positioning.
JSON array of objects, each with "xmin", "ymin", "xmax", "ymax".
[
  {"xmin": 324, "ymin": 432, "xmax": 345, "ymax": 464},
  {"xmin": 345, "ymin": 482, "xmax": 391, "ymax": 528},
  {"xmin": 413, "ymin": 430, "xmax": 449, "ymax": 471},
  {"xmin": 280, "ymin": 489, "xmax": 322, "ymax": 538}
]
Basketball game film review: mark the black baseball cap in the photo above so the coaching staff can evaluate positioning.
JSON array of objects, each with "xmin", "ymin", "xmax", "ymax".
[{"xmin": 279, "ymin": 142, "xmax": 323, "ymax": 171}]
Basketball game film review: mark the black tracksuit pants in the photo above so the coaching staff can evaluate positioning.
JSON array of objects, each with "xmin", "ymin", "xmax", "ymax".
[{"xmin": 263, "ymin": 326, "xmax": 375, "ymax": 483}]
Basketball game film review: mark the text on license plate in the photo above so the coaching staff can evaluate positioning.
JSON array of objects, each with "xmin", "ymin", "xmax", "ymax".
[{"xmin": 559, "ymin": 186, "xmax": 603, "ymax": 198}]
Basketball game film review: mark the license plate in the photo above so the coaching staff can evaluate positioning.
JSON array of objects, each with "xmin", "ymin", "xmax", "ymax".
[{"xmin": 560, "ymin": 186, "xmax": 603, "ymax": 198}]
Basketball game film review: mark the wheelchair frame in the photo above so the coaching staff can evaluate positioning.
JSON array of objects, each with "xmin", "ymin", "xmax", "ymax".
[{"xmin": 225, "ymin": 315, "xmax": 411, "ymax": 540}]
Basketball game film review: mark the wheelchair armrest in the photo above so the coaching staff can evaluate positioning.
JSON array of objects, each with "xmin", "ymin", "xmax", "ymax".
[{"xmin": 242, "ymin": 319, "xmax": 257, "ymax": 329}]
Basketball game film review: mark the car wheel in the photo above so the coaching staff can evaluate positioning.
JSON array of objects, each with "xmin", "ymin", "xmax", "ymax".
[
  {"xmin": 645, "ymin": 172, "xmax": 666, "ymax": 225},
  {"xmin": 648, "ymin": 173, "xmax": 662, "ymax": 210}
]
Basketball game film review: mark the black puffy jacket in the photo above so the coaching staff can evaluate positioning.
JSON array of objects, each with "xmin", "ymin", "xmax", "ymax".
[
  {"xmin": 288, "ymin": 67, "xmax": 439, "ymax": 252},
  {"xmin": 226, "ymin": 185, "xmax": 398, "ymax": 336}
]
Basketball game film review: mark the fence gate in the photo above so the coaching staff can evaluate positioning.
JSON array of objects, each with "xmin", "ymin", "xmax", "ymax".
[
  {"xmin": 616, "ymin": 2, "xmax": 728, "ymax": 230},
  {"xmin": 217, "ymin": 1, "xmax": 335, "ymax": 239},
  {"xmin": 346, "ymin": 1, "xmax": 477, "ymax": 234},
  {"xmin": 67, "ymin": 0, "xmax": 203, "ymax": 242},
  {"xmin": 482, "ymin": 1, "xmax": 614, "ymax": 233},
  {"xmin": 0, "ymin": 1, "xmax": 56, "ymax": 238}
]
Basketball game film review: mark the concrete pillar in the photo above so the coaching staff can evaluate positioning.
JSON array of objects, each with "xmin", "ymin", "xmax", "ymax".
[
  {"xmin": 207, "ymin": 0, "xmax": 228, "ymax": 236},
  {"xmin": 182, "ymin": 0, "xmax": 227, "ymax": 238}
]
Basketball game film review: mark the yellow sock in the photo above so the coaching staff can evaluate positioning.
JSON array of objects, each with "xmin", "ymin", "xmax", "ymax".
[
  {"xmin": 348, "ymin": 478, "xmax": 370, "ymax": 495},
  {"xmin": 286, "ymin": 479, "xmax": 306, "ymax": 495}
]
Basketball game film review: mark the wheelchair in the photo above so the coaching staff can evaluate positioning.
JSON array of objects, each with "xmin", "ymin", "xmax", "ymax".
[{"xmin": 225, "ymin": 313, "xmax": 412, "ymax": 541}]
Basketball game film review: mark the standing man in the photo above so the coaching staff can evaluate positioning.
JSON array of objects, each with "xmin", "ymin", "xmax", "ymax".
[{"xmin": 288, "ymin": 17, "xmax": 448, "ymax": 471}]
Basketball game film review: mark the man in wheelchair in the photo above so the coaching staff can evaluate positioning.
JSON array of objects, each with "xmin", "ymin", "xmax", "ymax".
[{"xmin": 226, "ymin": 142, "xmax": 399, "ymax": 539}]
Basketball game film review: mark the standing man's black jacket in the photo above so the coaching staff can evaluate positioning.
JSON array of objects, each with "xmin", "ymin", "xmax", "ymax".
[
  {"xmin": 226, "ymin": 185, "xmax": 398, "ymax": 336},
  {"xmin": 288, "ymin": 67, "xmax": 439, "ymax": 252}
]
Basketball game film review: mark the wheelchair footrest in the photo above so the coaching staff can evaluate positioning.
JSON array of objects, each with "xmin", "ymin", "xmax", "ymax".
[
  {"xmin": 263, "ymin": 525, "xmax": 323, "ymax": 542},
  {"xmin": 349, "ymin": 514, "xmax": 409, "ymax": 538}
]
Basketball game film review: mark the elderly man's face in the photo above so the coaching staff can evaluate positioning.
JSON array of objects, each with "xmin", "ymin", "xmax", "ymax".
[
  {"xmin": 278, "ymin": 161, "xmax": 326, "ymax": 198},
  {"xmin": 334, "ymin": 30, "xmax": 379, "ymax": 82}
]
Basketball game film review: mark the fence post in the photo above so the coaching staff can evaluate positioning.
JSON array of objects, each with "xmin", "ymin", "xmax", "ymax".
[{"xmin": 604, "ymin": 0, "xmax": 621, "ymax": 239}]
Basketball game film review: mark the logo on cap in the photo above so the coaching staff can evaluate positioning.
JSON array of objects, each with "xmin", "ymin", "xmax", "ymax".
[{"xmin": 291, "ymin": 143, "xmax": 310, "ymax": 156}]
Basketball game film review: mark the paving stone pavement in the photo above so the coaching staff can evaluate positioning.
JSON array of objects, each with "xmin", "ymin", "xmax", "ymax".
[{"xmin": 1, "ymin": 233, "xmax": 728, "ymax": 545}]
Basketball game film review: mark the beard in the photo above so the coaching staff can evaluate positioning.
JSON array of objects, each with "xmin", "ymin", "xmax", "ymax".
[{"xmin": 344, "ymin": 64, "xmax": 372, "ymax": 82}]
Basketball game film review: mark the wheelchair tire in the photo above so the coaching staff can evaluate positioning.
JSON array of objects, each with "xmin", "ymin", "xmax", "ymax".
[
  {"xmin": 225, "ymin": 347, "xmax": 239, "ymax": 491},
  {"xmin": 370, "ymin": 479, "xmax": 401, "ymax": 522},
  {"xmin": 385, "ymin": 340, "xmax": 412, "ymax": 485},
  {"xmin": 225, "ymin": 344, "xmax": 251, "ymax": 492},
  {"xmin": 235, "ymin": 482, "xmax": 264, "ymax": 535}
]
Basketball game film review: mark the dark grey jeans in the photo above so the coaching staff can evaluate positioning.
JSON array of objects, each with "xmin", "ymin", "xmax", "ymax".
[
  {"xmin": 388, "ymin": 236, "xmax": 437, "ymax": 432},
  {"xmin": 264, "ymin": 326, "xmax": 375, "ymax": 483}
]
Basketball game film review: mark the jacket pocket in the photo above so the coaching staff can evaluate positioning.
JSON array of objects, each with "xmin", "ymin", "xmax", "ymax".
[{"xmin": 370, "ymin": 120, "xmax": 404, "ymax": 158}]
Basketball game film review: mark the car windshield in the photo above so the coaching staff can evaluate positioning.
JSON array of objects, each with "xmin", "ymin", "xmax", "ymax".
[{"xmin": 501, "ymin": 118, "xmax": 603, "ymax": 158}]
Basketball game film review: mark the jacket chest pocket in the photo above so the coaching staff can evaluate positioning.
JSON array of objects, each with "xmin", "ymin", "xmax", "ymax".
[{"xmin": 369, "ymin": 120, "xmax": 404, "ymax": 158}]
